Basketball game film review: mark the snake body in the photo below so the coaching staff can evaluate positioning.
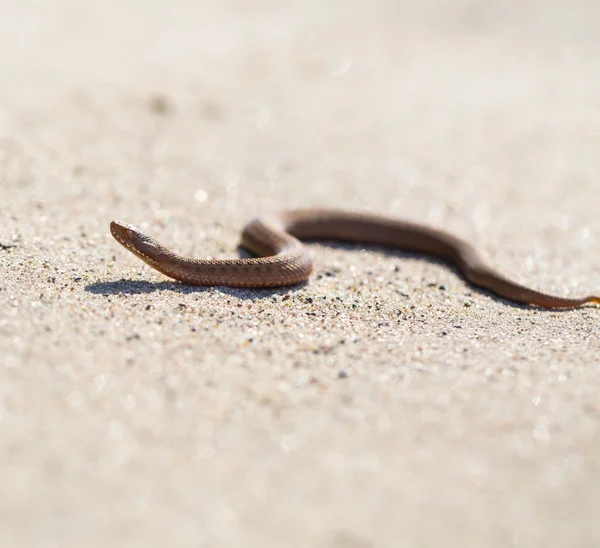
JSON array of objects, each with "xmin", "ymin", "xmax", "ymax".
[{"xmin": 110, "ymin": 209, "xmax": 599, "ymax": 308}]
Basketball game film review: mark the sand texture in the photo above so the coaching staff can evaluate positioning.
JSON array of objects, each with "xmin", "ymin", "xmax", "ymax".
[{"xmin": 1, "ymin": 1, "xmax": 600, "ymax": 546}]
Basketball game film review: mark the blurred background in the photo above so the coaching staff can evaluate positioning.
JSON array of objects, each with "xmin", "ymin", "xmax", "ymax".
[{"xmin": 3, "ymin": 0, "xmax": 599, "ymax": 242}]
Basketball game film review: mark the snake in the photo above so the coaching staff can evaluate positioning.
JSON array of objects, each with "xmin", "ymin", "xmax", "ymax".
[{"xmin": 110, "ymin": 209, "xmax": 599, "ymax": 308}]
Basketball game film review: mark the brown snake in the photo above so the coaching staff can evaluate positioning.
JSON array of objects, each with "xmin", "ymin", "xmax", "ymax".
[{"xmin": 110, "ymin": 209, "xmax": 599, "ymax": 308}]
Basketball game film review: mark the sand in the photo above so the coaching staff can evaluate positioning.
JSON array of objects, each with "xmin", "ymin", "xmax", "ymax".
[{"xmin": 1, "ymin": 1, "xmax": 599, "ymax": 546}]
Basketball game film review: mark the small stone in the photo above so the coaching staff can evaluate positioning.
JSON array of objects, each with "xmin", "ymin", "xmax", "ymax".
[{"xmin": 148, "ymin": 93, "xmax": 173, "ymax": 115}]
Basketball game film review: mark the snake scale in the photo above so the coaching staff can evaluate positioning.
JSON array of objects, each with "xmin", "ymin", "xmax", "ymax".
[{"xmin": 110, "ymin": 209, "xmax": 599, "ymax": 308}]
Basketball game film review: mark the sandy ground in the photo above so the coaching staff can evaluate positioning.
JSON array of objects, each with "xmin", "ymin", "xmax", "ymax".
[{"xmin": 1, "ymin": 1, "xmax": 600, "ymax": 546}]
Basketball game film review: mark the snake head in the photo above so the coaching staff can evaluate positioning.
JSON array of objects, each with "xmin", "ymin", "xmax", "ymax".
[
  {"xmin": 110, "ymin": 221, "xmax": 143, "ymax": 250},
  {"xmin": 110, "ymin": 220, "xmax": 167, "ymax": 267}
]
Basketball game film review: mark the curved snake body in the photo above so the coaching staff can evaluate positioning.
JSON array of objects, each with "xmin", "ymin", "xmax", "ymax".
[{"xmin": 110, "ymin": 209, "xmax": 599, "ymax": 308}]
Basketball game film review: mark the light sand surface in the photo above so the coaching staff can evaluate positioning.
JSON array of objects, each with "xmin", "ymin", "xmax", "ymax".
[{"xmin": 1, "ymin": 1, "xmax": 600, "ymax": 546}]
